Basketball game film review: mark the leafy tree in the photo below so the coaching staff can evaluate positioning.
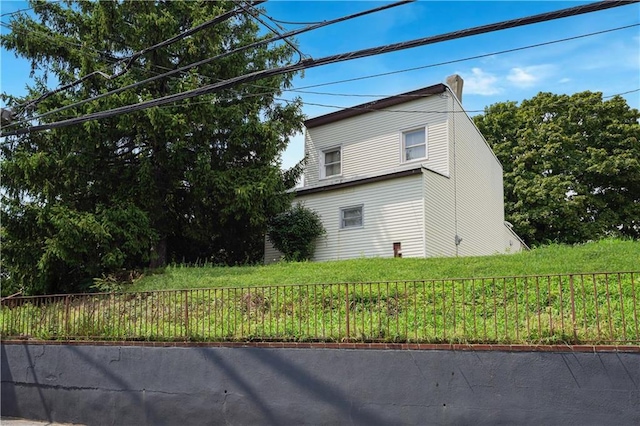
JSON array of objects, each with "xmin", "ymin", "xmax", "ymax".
[
  {"xmin": 267, "ymin": 203, "xmax": 325, "ymax": 262},
  {"xmin": 1, "ymin": 1, "xmax": 303, "ymax": 294},
  {"xmin": 474, "ymin": 91, "xmax": 640, "ymax": 246}
]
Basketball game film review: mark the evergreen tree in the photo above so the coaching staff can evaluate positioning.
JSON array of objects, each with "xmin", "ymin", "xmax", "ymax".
[{"xmin": 1, "ymin": 0, "xmax": 304, "ymax": 294}]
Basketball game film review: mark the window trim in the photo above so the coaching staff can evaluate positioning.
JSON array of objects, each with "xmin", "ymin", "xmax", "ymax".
[
  {"xmin": 339, "ymin": 204, "xmax": 364, "ymax": 230},
  {"xmin": 400, "ymin": 126, "xmax": 428, "ymax": 163},
  {"xmin": 319, "ymin": 146, "xmax": 342, "ymax": 179}
]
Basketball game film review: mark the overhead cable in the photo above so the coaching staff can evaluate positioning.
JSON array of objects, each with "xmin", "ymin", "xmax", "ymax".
[
  {"xmin": 15, "ymin": 1, "xmax": 265, "ymax": 111},
  {"xmin": 0, "ymin": 1, "xmax": 63, "ymax": 18},
  {"xmin": 1, "ymin": 0, "xmax": 635, "ymax": 137},
  {"xmin": 287, "ymin": 23, "xmax": 640, "ymax": 92},
  {"xmin": 237, "ymin": 1, "xmax": 307, "ymax": 61},
  {"xmin": 3, "ymin": 0, "xmax": 412, "ymax": 129}
]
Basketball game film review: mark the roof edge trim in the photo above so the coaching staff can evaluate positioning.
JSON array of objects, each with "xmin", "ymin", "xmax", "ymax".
[
  {"xmin": 304, "ymin": 83, "xmax": 448, "ymax": 128},
  {"xmin": 295, "ymin": 167, "xmax": 423, "ymax": 196}
]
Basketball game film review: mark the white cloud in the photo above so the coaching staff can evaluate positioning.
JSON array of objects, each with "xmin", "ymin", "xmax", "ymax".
[
  {"xmin": 507, "ymin": 65, "xmax": 554, "ymax": 88},
  {"xmin": 459, "ymin": 68, "xmax": 501, "ymax": 95},
  {"xmin": 559, "ymin": 78, "xmax": 571, "ymax": 84},
  {"xmin": 507, "ymin": 68, "xmax": 537, "ymax": 87}
]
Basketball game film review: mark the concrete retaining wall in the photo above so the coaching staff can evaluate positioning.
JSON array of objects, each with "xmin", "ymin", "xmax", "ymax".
[{"xmin": 2, "ymin": 343, "xmax": 639, "ymax": 425}]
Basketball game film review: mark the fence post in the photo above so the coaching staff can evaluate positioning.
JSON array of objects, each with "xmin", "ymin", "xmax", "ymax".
[
  {"xmin": 569, "ymin": 275, "xmax": 577, "ymax": 342},
  {"xmin": 64, "ymin": 295, "xmax": 71, "ymax": 338},
  {"xmin": 345, "ymin": 283, "xmax": 350, "ymax": 342},
  {"xmin": 184, "ymin": 290, "xmax": 189, "ymax": 339}
]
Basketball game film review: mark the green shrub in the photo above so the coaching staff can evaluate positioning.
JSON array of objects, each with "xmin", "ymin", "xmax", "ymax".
[{"xmin": 267, "ymin": 203, "xmax": 325, "ymax": 262}]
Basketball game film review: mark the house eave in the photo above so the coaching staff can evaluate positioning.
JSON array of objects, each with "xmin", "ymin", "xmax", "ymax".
[
  {"xmin": 294, "ymin": 167, "xmax": 423, "ymax": 196},
  {"xmin": 304, "ymin": 83, "xmax": 448, "ymax": 129}
]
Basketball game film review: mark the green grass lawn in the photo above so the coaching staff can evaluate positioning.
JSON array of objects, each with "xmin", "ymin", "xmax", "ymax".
[
  {"xmin": 2, "ymin": 239, "xmax": 638, "ymax": 345},
  {"xmin": 128, "ymin": 239, "xmax": 640, "ymax": 292}
]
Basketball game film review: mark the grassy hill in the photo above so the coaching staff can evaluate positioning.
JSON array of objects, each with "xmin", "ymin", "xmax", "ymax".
[
  {"xmin": 129, "ymin": 239, "xmax": 640, "ymax": 292},
  {"xmin": 3, "ymin": 239, "xmax": 637, "ymax": 344}
]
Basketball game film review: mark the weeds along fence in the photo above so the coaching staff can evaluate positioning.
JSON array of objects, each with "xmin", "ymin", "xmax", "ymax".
[{"xmin": 1, "ymin": 272, "xmax": 639, "ymax": 345}]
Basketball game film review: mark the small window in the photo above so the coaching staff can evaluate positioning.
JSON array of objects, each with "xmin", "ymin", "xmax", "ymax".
[
  {"xmin": 403, "ymin": 128, "xmax": 427, "ymax": 162},
  {"xmin": 321, "ymin": 148, "xmax": 341, "ymax": 178},
  {"xmin": 340, "ymin": 205, "xmax": 363, "ymax": 229}
]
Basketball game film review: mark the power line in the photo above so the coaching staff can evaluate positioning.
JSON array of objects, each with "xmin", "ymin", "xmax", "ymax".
[
  {"xmin": 15, "ymin": 1, "xmax": 264, "ymax": 111},
  {"xmin": 0, "ymin": 1, "xmax": 63, "ymax": 18},
  {"xmin": 0, "ymin": 20, "xmax": 210, "ymax": 89},
  {"xmin": 1, "ymin": 0, "xmax": 635, "ymax": 137},
  {"xmin": 258, "ymin": 17, "xmax": 325, "ymax": 27},
  {"xmin": 603, "ymin": 88, "xmax": 640, "ymax": 98},
  {"xmin": 0, "ymin": 21, "xmax": 121, "ymax": 63},
  {"xmin": 3, "ymin": 0, "xmax": 412, "ymax": 129},
  {"xmin": 277, "ymin": 98, "xmax": 483, "ymax": 114},
  {"xmin": 287, "ymin": 23, "xmax": 640, "ymax": 92},
  {"xmin": 13, "ymin": 20, "xmax": 636, "ymax": 127},
  {"xmin": 283, "ymin": 87, "xmax": 640, "ymax": 116},
  {"xmin": 237, "ymin": 1, "xmax": 307, "ymax": 62}
]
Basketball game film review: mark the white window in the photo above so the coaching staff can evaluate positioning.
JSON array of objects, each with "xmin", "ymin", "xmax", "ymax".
[
  {"xmin": 340, "ymin": 205, "xmax": 363, "ymax": 229},
  {"xmin": 321, "ymin": 147, "xmax": 341, "ymax": 178},
  {"xmin": 402, "ymin": 128, "xmax": 427, "ymax": 162}
]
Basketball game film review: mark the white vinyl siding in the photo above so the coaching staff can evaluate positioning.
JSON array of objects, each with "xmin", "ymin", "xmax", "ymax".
[
  {"xmin": 304, "ymin": 94, "xmax": 450, "ymax": 187},
  {"xmin": 296, "ymin": 174, "xmax": 424, "ymax": 261},
  {"xmin": 423, "ymin": 169, "xmax": 457, "ymax": 257},
  {"xmin": 446, "ymin": 93, "xmax": 508, "ymax": 256}
]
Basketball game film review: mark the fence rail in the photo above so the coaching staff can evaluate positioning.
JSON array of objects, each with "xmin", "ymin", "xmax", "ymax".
[{"xmin": 1, "ymin": 272, "xmax": 639, "ymax": 345}]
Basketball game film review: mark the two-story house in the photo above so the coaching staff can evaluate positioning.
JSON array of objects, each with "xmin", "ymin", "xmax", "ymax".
[{"xmin": 265, "ymin": 75, "xmax": 525, "ymax": 263}]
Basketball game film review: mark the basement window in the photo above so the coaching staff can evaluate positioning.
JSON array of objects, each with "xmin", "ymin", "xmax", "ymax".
[{"xmin": 340, "ymin": 205, "xmax": 363, "ymax": 229}]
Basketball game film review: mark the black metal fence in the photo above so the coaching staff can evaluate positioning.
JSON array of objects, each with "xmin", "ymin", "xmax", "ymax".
[{"xmin": 1, "ymin": 272, "xmax": 638, "ymax": 345}]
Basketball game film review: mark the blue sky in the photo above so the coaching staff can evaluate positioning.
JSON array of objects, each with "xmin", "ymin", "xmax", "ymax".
[{"xmin": 1, "ymin": 1, "xmax": 639, "ymax": 169}]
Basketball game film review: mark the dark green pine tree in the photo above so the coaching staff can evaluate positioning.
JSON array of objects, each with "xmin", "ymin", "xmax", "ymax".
[
  {"xmin": 474, "ymin": 91, "xmax": 640, "ymax": 247},
  {"xmin": 1, "ymin": 0, "xmax": 304, "ymax": 295}
]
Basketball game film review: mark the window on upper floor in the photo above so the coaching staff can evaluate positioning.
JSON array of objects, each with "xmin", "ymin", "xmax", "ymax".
[
  {"xmin": 320, "ymin": 147, "xmax": 341, "ymax": 178},
  {"xmin": 402, "ymin": 127, "xmax": 427, "ymax": 162},
  {"xmin": 340, "ymin": 205, "xmax": 363, "ymax": 229}
]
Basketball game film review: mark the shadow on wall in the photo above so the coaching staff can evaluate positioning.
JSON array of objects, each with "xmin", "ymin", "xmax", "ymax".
[
  {"xmin": 198, "ymin": 347, "xmax": 389, "ymax": 425},
  {"xmin": 1, "ymin": 345, "xmax": 19, "ymax": 418}
]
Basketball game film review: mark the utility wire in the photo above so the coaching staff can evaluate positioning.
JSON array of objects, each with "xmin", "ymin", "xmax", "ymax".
[
  {"xmin": 280, "ymin": 86, "xmax": 640, "ymax": 116},
  {"xmin": 12, "ymin": 20, "xmax": 636, "ymax": 127},
  {"xmin": 237, "ymin": 1, "xmax": 307, "ymax": 62},
  {"xmin": 0, "ymin": 1, "xmax": 63, "ymax": 18},
  {"xmin": 15, "ymin": 1, "xmax": 264, "ymax": 111},
  {"xmin": 0, "ymin": 21, "xmax": 196, "ymax": 80},
  {"xmin": 2, "ymin": 0, "xmax": 412, "ymax": 129},
  {"xmin": 603, "ymin": 88, "xmax": 640, "ymax": 98},
  {"xmin": 287, "ymin": 23, "xmax": 640, "ymax": 92},
  {"xmin": 277, "ymin": 98, "xmax": 484, "ymax": 114},
  {"xmin": 1, "ymin": 0, "xmax": 635, "ymax": 137}
]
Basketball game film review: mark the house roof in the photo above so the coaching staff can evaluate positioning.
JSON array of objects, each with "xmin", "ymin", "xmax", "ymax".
[
  {"xmin": 303, "ymin": 83, "xmax": 448, "ymax": 129},
  {"xmin": 295, "ymin": 167, "xmax": 423, "ymax": 196}
]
